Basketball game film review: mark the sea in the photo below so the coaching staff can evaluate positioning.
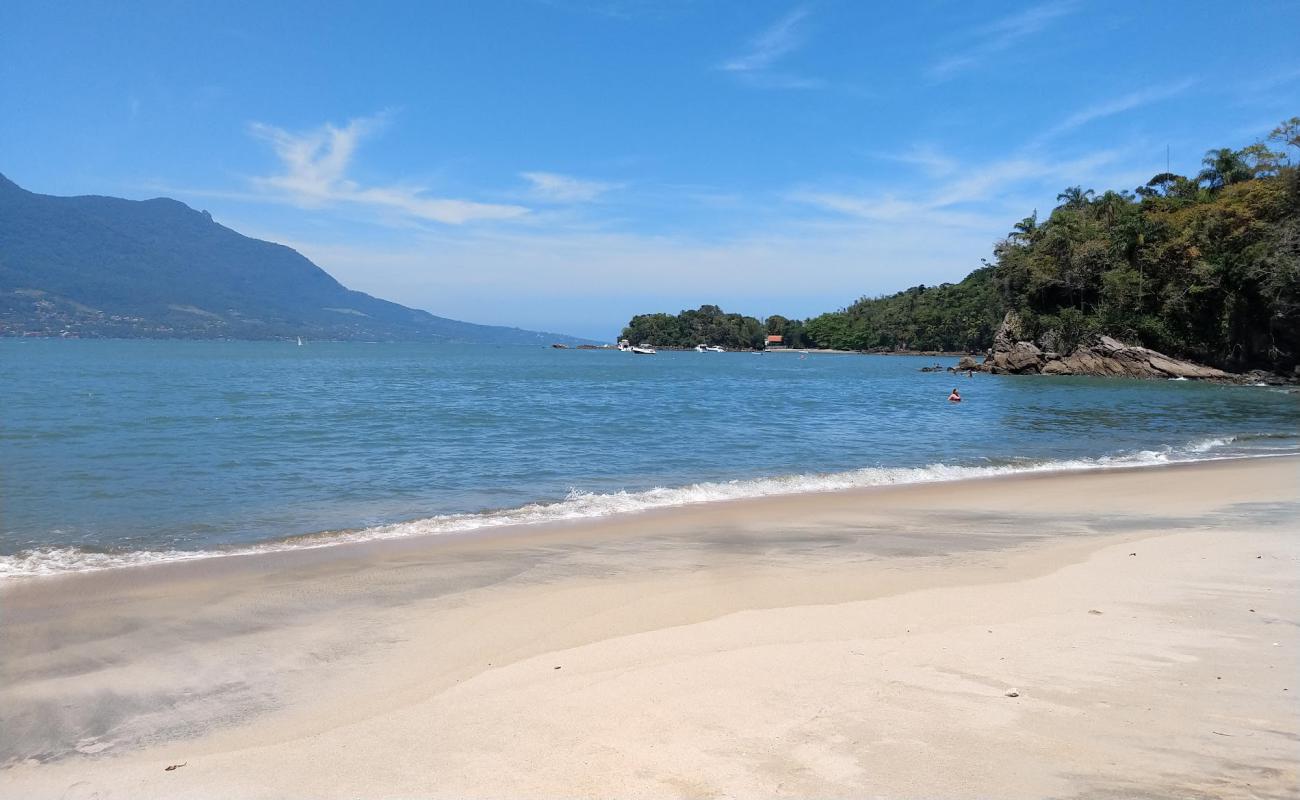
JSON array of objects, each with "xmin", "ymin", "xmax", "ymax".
[{"xmin": 2, "ymin": 339, "xmax": 1297, "ymax": 579}]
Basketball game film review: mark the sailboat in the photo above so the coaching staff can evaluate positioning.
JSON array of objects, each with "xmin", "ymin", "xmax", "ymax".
[{"xmin": 296, "ymin": 336, "xmax": 304, "ymax": 347}]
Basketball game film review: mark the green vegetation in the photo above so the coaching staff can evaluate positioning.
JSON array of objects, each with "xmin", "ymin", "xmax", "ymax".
[
  {"xmin": 989, "ymin": 117, "xmax": 1298, "ymax": 369},
  {"xmin": 621, "ymin": 305, "xmax": 769, "ymax": 349},
  {"xmin": 621, "ymin": 306, "xmax": 813, "ymax": 349},
  {"xmin": 802, "ymin": 267, "xmax": 1002, "ymax": 352},
  {"xmin": 625, "ymin": 119, "xmax": 1300, "ymax": 371}
]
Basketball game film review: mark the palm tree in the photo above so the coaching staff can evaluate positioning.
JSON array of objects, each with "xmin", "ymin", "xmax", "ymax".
[
  {"xmin": 1056, "ymin": 186, "xmax": 1094, "ymax": 209},
  {"xmin": 1197, "ymin": 148, "xmax": 1252, "ymax": 190},
  {"xmin": 1008, "ymin": 211, "xmax": 1038, "ymax": 244},
  {"xmin": 1095, "ymin": 190, "xmax": 1129, "ymax": 225}
]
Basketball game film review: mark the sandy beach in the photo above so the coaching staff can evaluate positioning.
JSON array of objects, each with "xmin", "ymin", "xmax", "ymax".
[{"xmin": 2, "ymin": 456, "xmax": 1297, "ymax": 799}]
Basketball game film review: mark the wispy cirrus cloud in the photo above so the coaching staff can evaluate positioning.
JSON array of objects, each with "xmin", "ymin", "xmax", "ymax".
[
  {"xmin": 790, "ymin": 148, "xmax": 1123, "ymax": 234},
  {"xmin": 1034, "ymin": 79, "xmax": 1197, "ymax": 143},
  {"xmin": 718, "ymin": 6, "xmax": 822, "ymax": 89},
  {"xmin": 521, "ymin": 171, "xmax": 619, "ymax": 202},
  {"xmin": 868, "ymin": 145, "xmax": 959, "ymax": 178},
  {"xmin": 249, "ymin": 113, "xmax": 529, "ymax": 225},
  {"xmin": 929, "ymin": 1, "xmax": 1077, "ymax": 80}
]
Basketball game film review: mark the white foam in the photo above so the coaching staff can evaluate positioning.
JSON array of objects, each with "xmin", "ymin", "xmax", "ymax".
[
  {"xmin": 1184, "ymin": 436, "xmax": 1235, "ymax": 453},
  {"xmin": 0, "ymin": 435, "xmax": 1281, "ymax": 581}
]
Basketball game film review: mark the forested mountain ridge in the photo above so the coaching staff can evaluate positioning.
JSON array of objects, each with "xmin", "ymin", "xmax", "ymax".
[
  {"xmin": 626, "ymin": 119, "xmax": 1300, "ymax": 373},
  {"xmin": 0, "ymin": 174, "xmax": 590, "ymax": 344}
]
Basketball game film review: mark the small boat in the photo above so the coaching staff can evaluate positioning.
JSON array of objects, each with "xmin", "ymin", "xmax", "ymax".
[
  {"xmin": 296, "ymin": 336, "xmax": 304, "ymax": 347},
  {"xmin": 630, "ymin": 344, "xmax": 657, "ymax": 355},
  {"xmin": 706, "ymin": 345, "xmax": 725, "ymax": 353},
  {"xmin": 695, "ymin": 344, "xmax": 707, "ymax": 352},
  {"xmin": 551, "ymin": 343, "xmax": 569, "ymax": 349}
]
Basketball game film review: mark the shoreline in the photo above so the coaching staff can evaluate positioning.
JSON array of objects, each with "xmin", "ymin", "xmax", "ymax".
[
  {"xmin": 2, "ymin": 447, "xmax": 1287, "ymax": 583},
  {"xmin": 2, "ymin": 456, "xmax": 1297, "ymax": 798}
]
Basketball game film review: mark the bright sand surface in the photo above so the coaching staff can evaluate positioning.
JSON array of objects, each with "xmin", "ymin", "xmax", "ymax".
[{"xmin": 2, "ymin": 457, "xmax": 1297, "ymax": 799}]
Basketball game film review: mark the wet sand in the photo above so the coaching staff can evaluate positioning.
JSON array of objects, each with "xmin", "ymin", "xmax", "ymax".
[{"xmin": 2, "ymin": 457, "xmax": 1297, "ymax": 798}]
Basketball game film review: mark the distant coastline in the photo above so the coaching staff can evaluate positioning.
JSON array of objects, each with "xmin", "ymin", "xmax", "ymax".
[
  {"xmin": 619, "ymin": 119, "xmax": 1298, "ymax": 378},
  {"xmin": 0, "ymin": 174, "xmax": 595, "ymax": 346}
]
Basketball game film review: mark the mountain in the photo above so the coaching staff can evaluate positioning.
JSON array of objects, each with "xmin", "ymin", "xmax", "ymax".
[{"xmin": 0, "ymin": 174, "xmax": 592, "ymax": 344}]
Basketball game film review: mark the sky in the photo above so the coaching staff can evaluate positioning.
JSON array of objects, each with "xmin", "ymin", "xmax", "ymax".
[{"xmin": 2, "ymin": 1, "xmax": 1297, "ymax": 340}]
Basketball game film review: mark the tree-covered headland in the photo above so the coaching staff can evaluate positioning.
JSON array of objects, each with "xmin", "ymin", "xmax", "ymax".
[
  {"xmin": 623, "ymin": 119, "xmax": 1299, "ymax": 372},
  {"xmin": 620, "ymin": 305, "xmax": 805, "ymax": 350}
]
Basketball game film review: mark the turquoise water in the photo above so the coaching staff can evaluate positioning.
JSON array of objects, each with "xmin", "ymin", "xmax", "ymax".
[{"xmin": 2, "ymin": 339, "xmax": 1297, "ymax": 577}]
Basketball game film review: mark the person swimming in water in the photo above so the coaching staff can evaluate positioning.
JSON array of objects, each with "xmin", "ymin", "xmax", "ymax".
[{"xmin": 948, "ymin": 388, "xmax": 962, "ymax": 402}]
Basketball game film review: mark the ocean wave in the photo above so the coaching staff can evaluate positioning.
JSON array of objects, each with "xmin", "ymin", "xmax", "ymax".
[{"xmin": 0, "ymin": 434, "xmax": 1289, "ymax": 581}]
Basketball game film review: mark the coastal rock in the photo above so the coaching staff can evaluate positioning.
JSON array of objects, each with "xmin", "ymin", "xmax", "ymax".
[
  {"xmin": 990, "ymin": 341, "xmax": 1045, "ymax": 374},
  {"xmin": 1059, "ymin": 336, "xmax": 1231, "ymax": 380},
  {"xmin": 950, "ymin": 355, "xmax": 984, "ymax": 373},
  {"xmin": 992, "ymin": 310, "xmax": 1025, "ymax": 352},
  {"xmin": 982, "ymin": 316, "xmax": 1236, "ymax": 381},
  {"xmin": 1243, "ymin": 369, "xmax": 1290, "ymax": 386},
  {"xmin": 986, "ymin": 312, "xmax": 1046, "ymax": 374}
]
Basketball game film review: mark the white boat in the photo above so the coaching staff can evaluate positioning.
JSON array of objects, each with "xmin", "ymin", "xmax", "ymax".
[
  {"xmin": 695, "ymin": 344, "xmax": 707, "ymax": 352},
  {"xmin": 296, "ymin": 336, "xmax": 304, "ymax": 347},
  {"xmin": 631, "ymin": 344, "xmax": 657, "ymax": 355},
  {"xmin": 706, "ymin": 345, "xmax": 725, "ymax": 353}
]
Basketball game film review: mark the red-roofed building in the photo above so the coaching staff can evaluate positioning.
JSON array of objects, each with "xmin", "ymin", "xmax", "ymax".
[{"xmin": 765, "ymin": 335, "xmax": 784, "ymax": 349}]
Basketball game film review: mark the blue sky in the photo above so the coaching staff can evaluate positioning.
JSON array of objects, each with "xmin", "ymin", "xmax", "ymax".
[{"xmin": 3, "ymin": 1, "xmax": 1296, "ymax": 340}]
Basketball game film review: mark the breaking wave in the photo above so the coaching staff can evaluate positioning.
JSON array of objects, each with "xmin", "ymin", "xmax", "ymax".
[{"xmin": 1, "ymin": 434, "xmax": 1291, "ymax": 580}]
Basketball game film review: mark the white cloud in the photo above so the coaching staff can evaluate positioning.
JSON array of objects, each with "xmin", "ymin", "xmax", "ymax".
[
  {"xmin": 718, "ymin": 7, "xmax": 822, "ymax": 89},
  {"xmin": 248, "ymin": 114, "xmax": 529, "ymax": 225},
  {"xmin": 521, "ymin": 171, "xmax": 618, "ymax": 202},
  {"xmin": 789, "ymin": 192, "xmax": 929, "ymax": 223},
  {"xmin": 269, "ymin": 220, "xmax": 989, "ymax": 336},
  {"xmin": 788, "ymin": 147, "xmax": 1126, "ymax": 246},
  {"xmin": 1034, "ymin": 79, "xmax": 1197, "ymax": 142},
  {"xmin": 929, "ymin": 1, "xmax": 1076, "ymax": 80},
  {"xmin": 721, "ymin": 7, "xmax": 808, "ymax": 72},
  {"xmin": 937, "ymin": 150, "xmax": 1119, "ymax": 206},
  {"xmin": 869, "ymin": 145, "xmax": 959, "ymax": 178}
]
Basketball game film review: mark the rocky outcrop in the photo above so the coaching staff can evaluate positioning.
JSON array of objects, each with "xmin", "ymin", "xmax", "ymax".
[
  {"xmin": 981, "ymin": 311, "xmax": 1236, "ymax": 381},
  {"xmin": 983, "ymin": 312, "xmax": 1046, "ymax": 374},
  {"xmin": 990, "ymin": 340, "xmax": 1046, "ymax": 374},
  {"xmin": 1053, "ymin": 336, "xmax": 1230, "ymax": 380},
  {"xmin": 992, "ymin": 309, "xmax": 1026, "ymax": 352}
]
